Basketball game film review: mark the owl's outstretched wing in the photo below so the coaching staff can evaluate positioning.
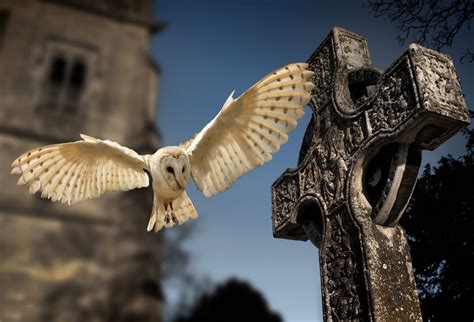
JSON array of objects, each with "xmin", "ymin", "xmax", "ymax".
[
  {"xmin": 11, "ymin": 134, "xmax": 150, "ymax": 204},
  {"xmin": 185, "ymin": 63, "xmax": 314, "ymax": 197}
]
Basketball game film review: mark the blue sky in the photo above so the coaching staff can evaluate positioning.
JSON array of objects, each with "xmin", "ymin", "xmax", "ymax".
[{"xmin": 150, "ymin": 1, "xmax": 473, "ymax": 321}]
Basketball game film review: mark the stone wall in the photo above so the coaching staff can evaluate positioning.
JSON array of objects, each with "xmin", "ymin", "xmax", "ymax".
[{"xmin": 0, "ymin": 1, "xmax": 162, "ymax": 321}]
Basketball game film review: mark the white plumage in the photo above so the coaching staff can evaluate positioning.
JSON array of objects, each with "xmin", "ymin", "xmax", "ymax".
[{"xmin": 11, "ymin": 63, "xmax": 314, "ymax": 232}]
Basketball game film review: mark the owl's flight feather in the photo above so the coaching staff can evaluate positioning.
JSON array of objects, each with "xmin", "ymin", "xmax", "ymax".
[
  {"xmin": 11, "ymin": 134, "xmax": 149, "ymax": 204},
  {"xmin": 185, "ymin": 63, "xmax": 314, "ymax": 197}
]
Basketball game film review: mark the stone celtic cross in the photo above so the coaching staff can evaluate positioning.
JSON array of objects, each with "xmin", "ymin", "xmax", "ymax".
[{"xmin": 271, "ymin": 27, "xmax": 469, "ymax": 321}]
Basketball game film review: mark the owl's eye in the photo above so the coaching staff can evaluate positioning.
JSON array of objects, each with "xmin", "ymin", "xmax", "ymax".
[{"xmin": 166, "ymin": 166, "xmax": 174, "ymax": 174}]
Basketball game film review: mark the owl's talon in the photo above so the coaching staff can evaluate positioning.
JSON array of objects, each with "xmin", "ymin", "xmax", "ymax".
[{"xmin": 171, "ymin": 213, "xmax": 178, "ymax": 225}]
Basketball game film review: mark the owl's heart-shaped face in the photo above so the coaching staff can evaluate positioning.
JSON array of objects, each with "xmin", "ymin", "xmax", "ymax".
[{"xmin": 154, "ymin": 147, "xmax": 191, "ymax": 192}]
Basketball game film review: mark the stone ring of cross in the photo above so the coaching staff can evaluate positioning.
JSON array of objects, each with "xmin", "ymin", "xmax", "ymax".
[{"xmin": 360, "ymin": 142, "xmax": 421, "ymax": 226}]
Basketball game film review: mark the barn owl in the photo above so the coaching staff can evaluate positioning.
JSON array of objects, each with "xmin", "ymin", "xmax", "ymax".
[{"xmin": 11, "ymin": 63, "xmax": 314, "ymax": 232}]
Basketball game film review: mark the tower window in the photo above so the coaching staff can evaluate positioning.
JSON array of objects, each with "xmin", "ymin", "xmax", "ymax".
[
  {"xmin": 70, "ymin": 60, "xmax": 86, "ymax": 88},
  {"xmin": 39, "ymin": 54, "xmax": 88, "ymax": 114},
  {"xmin": 0, "ymin": 10, "xmax": 10, "ymax": 49},
  {"xmin": 64, "ymin": 60, "xmax": 87, "ymax": 113},
  {"xmin": 49, "ymin": 56, "xmax": 66, "ymax": 85}
]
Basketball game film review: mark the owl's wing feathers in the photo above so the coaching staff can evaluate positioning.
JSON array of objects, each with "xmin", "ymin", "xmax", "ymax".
[
  {"xmin": 186, "ymin": 63, "xmax": 315, "ymax": 197},
  {"xmin": 11, "ymin": 134, "xmax": 150, "ymax": 204}
]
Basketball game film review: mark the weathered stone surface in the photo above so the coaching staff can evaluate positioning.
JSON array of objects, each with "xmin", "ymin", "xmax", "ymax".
[
  {"xmin": 272, "ymin": 27, "xmax": 469, "ymax": 321},
  {"xmin": 0, "ymin": 1, "xmax": 162, "ymax": 321}
]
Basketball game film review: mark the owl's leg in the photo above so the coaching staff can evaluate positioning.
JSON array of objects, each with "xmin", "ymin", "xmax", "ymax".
[
  {"xmin": 169, "ymin": 203, "xmax": 179, "ymax": 225},
  {"xmin": 163, "ymin": 203, "xmax": 169, "ymax": 225},
  {"xmin": 163, "ymin": 202, "xmax": 175, "ymax": 228},
  {"xmin": 148, "ymin": 192, "xmax": 198, "ymax": 232},
  {"xmin": 159, "ymin": 202, "xmax": 179, "ymax": 225}
]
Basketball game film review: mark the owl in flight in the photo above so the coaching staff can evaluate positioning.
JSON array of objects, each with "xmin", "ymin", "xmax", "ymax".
[{"xmin": 11, "ymin": 63, "xmax": 314, "ymax": 232}]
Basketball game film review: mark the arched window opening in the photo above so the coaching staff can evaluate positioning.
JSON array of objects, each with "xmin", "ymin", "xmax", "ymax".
[
  {"xmin": 39, "ymin": 53, "xmax": 88, "ymax": 114},
  {"xmin": 49, "ymin": 56, "xmax": 66, "ymax": 85},
  {"xmin": 0, "ymin": 10, "xmax": 10, "ymax": 49},
  {"xmin": 70, "ymin": 60, "xmax": 86, "ymax": 89},
  {"xmin": 64, "ymin": 60, "xmax": 87, "ymax": 114},
  {"xmin": 42, "ymin": 55, "xmax": 66, "ymax": 111}
]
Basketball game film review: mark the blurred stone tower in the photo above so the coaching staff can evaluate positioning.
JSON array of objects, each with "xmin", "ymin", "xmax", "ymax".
[{"xmin": 0, "ymin": 1, "xmax": 164, "ymax": 321}]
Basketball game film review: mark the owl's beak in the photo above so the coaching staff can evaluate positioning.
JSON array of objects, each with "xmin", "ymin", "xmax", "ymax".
[{"xmin": 175, "ymin": 171, "xmax": 186, "ymax": 190}]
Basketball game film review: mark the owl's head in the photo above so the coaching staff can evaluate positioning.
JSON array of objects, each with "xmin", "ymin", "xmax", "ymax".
[{"xmin": 153, "ymin": 146, "xmax": 191, "ymax": 192}]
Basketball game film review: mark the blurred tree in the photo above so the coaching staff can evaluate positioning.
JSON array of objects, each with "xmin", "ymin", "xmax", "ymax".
[
  {"xmin": 161, "ymin": 224, "xmax": 195, "ymax": 281},
  {"xmin": 172, "ymin": 278, "xmax": 282, "ymax": 322},
  {"xmin": 365, "ymin": 0, "xmax": 474, "ymax": 62},
  {"xmin": 400, "ymin": 125, "xmax": 474, "ymax": 321},
  {"xmin": 161, "ymin": 223, "xmax": 217, "ymax": 320}
]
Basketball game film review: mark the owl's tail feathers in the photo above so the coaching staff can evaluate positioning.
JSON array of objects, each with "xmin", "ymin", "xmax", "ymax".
[{"xmin": 147, "ymin": 191, "xmax": 198, "ymax": 233}]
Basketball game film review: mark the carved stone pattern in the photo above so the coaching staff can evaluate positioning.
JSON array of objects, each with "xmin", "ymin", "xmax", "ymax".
[
  {"xmin": 368, "ymin": 57, "xmax": 418, "ymax": 134},
  {"xmin": 300, "ymin": 157, "xmax": 318, "ymax": 194},
  {"xmin": 272, "ymin": 175, "xmax": 300, "ymax": 230},
  {"xmin": 323, "ymin": 212, "xmax": 365, "ymax": 320},
  {"xmin": 411, "ymin": 47, "xmax": 470, "ymax": 122},
  {"xmin": 338, "ymin": 33, "xmax": 370, "ymax": 70},
  {"xmin": 344, "ymin": 117, "xmax": 367, "ymax": 155},
  {"xmin": 297, "ymin": 105, "xmax": 365, "ymax": 208},
  {"xmin": 308, "ymin": 41, "xmax": 335, "ymax": 113}
]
